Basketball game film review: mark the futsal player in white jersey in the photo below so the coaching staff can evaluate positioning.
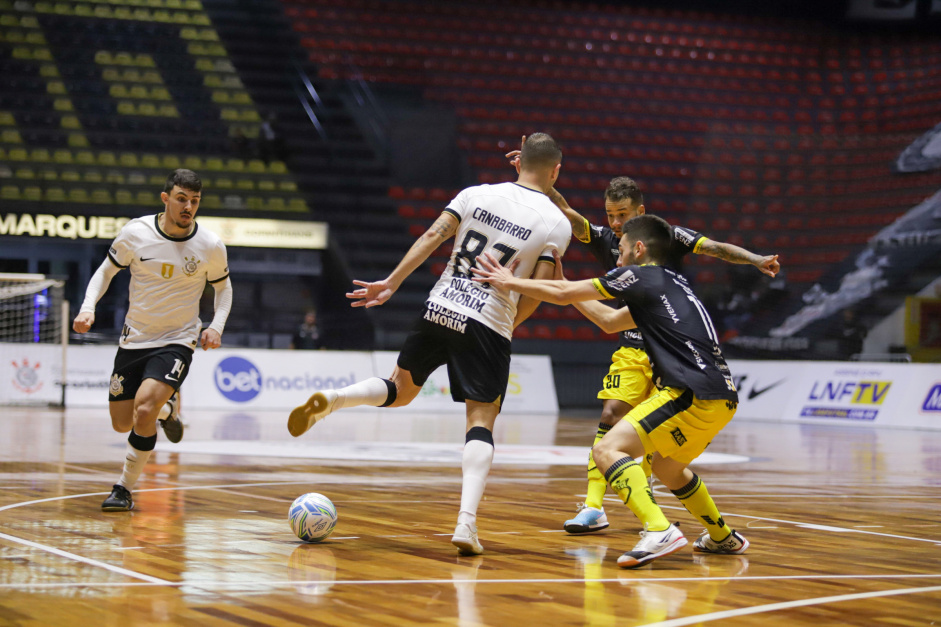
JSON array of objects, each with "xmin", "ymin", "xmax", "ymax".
[
  {"xmin": 288, "ymin": 133, "xmax": 572, "ymax": 555},
  {"xmin": 73, "ymin": 169, "xmax": 232, "ymax": 512}
]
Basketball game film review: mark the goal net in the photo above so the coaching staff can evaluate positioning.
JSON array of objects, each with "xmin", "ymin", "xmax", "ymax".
[{"xmin": 0, "ymin": 273, "xmax": 68, "ymax": 406}]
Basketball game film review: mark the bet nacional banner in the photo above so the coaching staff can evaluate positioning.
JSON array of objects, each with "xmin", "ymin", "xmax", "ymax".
[
  {"xmin": 43, "ymin": 345, "xmax": 558, "ymax": 414},
  {"xmin": 4, "ymin": 344, "xmax": 939, "ymax": 429}
]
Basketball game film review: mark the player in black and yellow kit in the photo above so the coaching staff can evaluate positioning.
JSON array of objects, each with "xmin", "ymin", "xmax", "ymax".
[
  {"xmin": 473, "ymin": 214, "xmax": 749, "ymax": 568},
  {"xmin": 542, "ymin": 177, "xmax": 779, "ymax": 533}
]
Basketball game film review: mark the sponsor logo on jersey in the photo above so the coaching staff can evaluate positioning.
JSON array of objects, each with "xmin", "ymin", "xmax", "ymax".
[
  {"xmin": 11, "ymin": 358, "xmax": 43, "ymax": 394},
  {"xmin": 923, "ymin": 384, "xmax": 941, "ymax": 412},
  {"xmin": 685, "ymin": 340, "xmax": 707, "ymax": 369},
  {"xmin": 661, "ymin": 294, "xmax": 680, "ymax": 323},
  {"xmin": 214, "ymin": 355, "xmax": 357, "ymax": 403},
  {"xmin": 605, "ymin": 269, "xmax": 638, "ymax": 292},
  {"xmin": 673, "ymin": 227, "xmax": 695, "ymax": 247},
  {"xmin": 183, "ymin": 255, "xmax": 201, "ymax": 277},
  {"xmin": 109, "ymin": 374, "xmax": 124, "ymax": 397},
  {"xmin": 161, "ymin": 263, "xmax": 174, "ymax": 279},
  {"xmin": 800, "ymin": 379, "xmax": 891, "ymax": 421},
  {"xmin": 439, "ymin": 277, "xmax": 490, "ymax": 314}
]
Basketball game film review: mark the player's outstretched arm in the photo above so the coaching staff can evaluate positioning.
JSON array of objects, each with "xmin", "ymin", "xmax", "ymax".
[
  {"xmin": 572, "ymin": 300, "xmax": 637, "ymax": 334},
  {"xmin": 348, "ymin": 211, "xmax": 458, "ymax": 308},
  {"xmin": 697, "ymin": 239, "xmax": 780, "ymax": 277},
  {"xmin": 73, "ymin": 258, "xmax": 122, "ymax": 333},
  {"xmin": 472, "ymin": 252, "xmax": 601, "ymax": 306}
]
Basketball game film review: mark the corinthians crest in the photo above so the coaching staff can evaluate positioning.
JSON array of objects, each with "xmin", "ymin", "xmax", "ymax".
[
  {"xmin": 11, "ymin": 358, "xmax": 43, "ymax": 394},
  {"xmin": 183, "ymin": 255, "xmax": 201, "ymax": 277},
  {"xmin": 110, "ymin": 373, "xmax": 125, "ymax": 397}
]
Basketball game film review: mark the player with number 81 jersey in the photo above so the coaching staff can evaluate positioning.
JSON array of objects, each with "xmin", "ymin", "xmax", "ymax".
[{"xmin": 429, "ymin": 182, "xmax": 571, "ymax": 340}]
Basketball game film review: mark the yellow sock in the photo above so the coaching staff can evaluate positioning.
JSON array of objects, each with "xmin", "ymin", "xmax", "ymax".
[
  {"xmin": 640, "ymin": 452, "xmax": 653, "ymax": 480},
  {"xmin": 604, "ymin": 456, "xmax": 669, "ymax": 531},
  {"xmin": 672, "ymin": 473, "xmax": 731, "ymax": 541},
  {"xmin": 584, "ymin": 423, "xmax": 611, "ymax": 509}
]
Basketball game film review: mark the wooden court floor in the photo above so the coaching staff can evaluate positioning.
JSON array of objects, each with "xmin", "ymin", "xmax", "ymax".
[{"xmin": 1, "ymin": 406, "xmax": 939, "ymax": 626}]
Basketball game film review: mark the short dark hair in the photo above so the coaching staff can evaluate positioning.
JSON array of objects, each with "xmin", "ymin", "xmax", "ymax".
[
  {"xmin": 622, "ymin": 214, "xmax": 672, "ymax": 264},
  {"xmin": 605, "ymin": 176, "xmax": 644, "ymax": 206},
  {"xmin": 164, "ymin": 169, "xmax": 202, "ymax": 194},
  {"xmin": 519, "ymin": 132, "xmax": 562, "ymax": 171}
]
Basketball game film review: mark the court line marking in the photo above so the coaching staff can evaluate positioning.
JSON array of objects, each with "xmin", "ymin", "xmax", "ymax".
[
  {"xmin": 3, "ymin": 480, "xmax": 940, "ymax": 587},
  {"xmin": 0, "ymin": 480, "xmax": 319, "ymax": 514},
  {"xmin": 639, "ymin": 584, "xmax": 941, "ymax": 627},
  {"xmin": 0, "ymin": 572, "xmax": 939, "ymax": 591},
  {"xmin": 0, "ymin": 532, "xmax": 169, "ymax": 585},
  {"xmin": 655, "ymin": 504, "xmax": 941, "ymax": 545}
]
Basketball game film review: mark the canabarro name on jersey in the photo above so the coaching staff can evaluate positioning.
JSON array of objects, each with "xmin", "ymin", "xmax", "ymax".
[
  {"xmin": 439, "ymin": 277, "xmax": 490, "ymax": 313},
  {"xmin": 424, "ymin": 301, "xmax": 468, "ymax": 333},
  {"xmin": 472, "ymin": 208, "xmax": 532, "ymax": 240}
]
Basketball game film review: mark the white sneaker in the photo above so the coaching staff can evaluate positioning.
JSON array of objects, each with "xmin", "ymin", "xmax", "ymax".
[
  {"xmin": 693, "ymin": 529, "xmax": 749, "ymax": 555},
  {"xmin": 288, "ymin": 390, "xmax": 338, "ymax": 437},
  {"xmin": 616, "ymin": 523, "xmax": 687, "ymax": 569},
  {"xmin": 451, "ymin": 522, "xmax": 484, "ymax": 556}
]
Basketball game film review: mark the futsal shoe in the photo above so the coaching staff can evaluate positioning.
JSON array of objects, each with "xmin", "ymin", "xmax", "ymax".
[
  {"xmin": 101, "ymin": 484, "xmax": 134, "ymax": 512},
  {"xmin": 288, "ymin": 390, "xmax": 338, "ymax": 437},
  {"xmin": 451, "ymin": 522, "xmax": 484, "ymax": 556},
  {"xmin": 158, "ymin": 392, "xmax": 184, "ymax": 444},
  {"xmin": 616, "ymin": 523, "xmax": 687, "ymax": 569},
  {"xmin": 693, "ymin": 529, "xmax": 749, "ymax": 555},
  {"xmin": 563, "ymin": 504, "xmax": 610, "ymax": 534}
]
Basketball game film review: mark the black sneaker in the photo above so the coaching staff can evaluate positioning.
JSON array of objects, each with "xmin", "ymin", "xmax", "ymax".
[
  {"xmin": 159, "ymin": 392, "xmax": 184, "ymax": 443},
  {"xmin": 101, "ymin": 484, "xmax": 134, "ymax": 512}
]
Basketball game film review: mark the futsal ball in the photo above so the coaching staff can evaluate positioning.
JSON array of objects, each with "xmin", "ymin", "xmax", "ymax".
[{"xmin": 289, "ymin": 493, "xmax": 338, "ymax": 543}]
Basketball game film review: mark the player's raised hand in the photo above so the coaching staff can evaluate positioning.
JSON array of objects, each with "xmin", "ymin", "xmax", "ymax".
[
  {"xmin": 471, "ymin": 252, "xmax": 516, "ymax": 289},
  {"xmin": 757, "ymin": 254, "xmax": 780, "ymax": 278},
  {"xmin": 200, "ymin": 328, "xmax": 222, "ymax": 350},
  {"xmin": 347, "ymin": 278, "xmax": 394, "ymax": 308},
  {"xmin": 73, "ymin": 312, "xmax": 95, "ymax": 334},
  {"xmin": 505, "ymin": 135, "xmax": 526, "ymax": 174}
]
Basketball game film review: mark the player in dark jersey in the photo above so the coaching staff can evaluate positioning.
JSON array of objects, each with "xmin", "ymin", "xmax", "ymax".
[
  {"xmin": 506, "ymin": 143, "xmax": 779, "ymax": 533},
  {"xmin": 472, "ymin": 214, "xmax": 749, "ymax": 569},
  {"xmin": 548, "ymin": 178, "xmax": 777, "ymax": 533}
]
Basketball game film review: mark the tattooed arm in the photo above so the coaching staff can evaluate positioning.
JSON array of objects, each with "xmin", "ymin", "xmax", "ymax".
[
  {"xmin": 348, "ymin": 212, "xmax": 459, "ymax": 308},
  {"xmin": 697, "ymin": 239, "xmax": 780, "ymax": 277}
]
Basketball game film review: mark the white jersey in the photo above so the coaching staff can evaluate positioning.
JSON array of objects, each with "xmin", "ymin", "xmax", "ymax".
[
  {"xmin": 428, "ymin": 182, "xmax": 571, "ymax": 339},
  {"xmin": 107, "ymin": 214, "xmax": 229, "ymax": 350}
]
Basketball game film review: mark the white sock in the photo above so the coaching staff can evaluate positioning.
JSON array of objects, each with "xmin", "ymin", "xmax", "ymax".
[
  {"xmin": 335, "ymin": 377, "xmax": 394, "ymax": 409},
  {"xmin": 117, "ymin": 442, "xmax": 153, "ymax": 491},
  {"xmin": 458, "ymin": 439, "xmax": 494, "ymax": 524}
]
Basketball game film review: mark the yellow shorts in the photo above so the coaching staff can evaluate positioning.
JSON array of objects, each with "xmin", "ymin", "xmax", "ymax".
[
  {"xmin": 626, "ymin": 386, "xmax": 737, "ymax": 465},
  {"xmin": 597, "ymin": 347, "xmax": 655, "ymax": 408}
]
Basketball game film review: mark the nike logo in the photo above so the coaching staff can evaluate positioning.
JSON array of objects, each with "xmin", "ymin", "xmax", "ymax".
[
  {"xmin": 140, "ymin": 257, "xmax": 155, "ymax": 262},
  {"xmin": 747, "ymin": 379, "xmax": 786, "ymax": 400},
  {"xmin": 165, "ymin": 375, "xmax": 179, "ymax": 382}
]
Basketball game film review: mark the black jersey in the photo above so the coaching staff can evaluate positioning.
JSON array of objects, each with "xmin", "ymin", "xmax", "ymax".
[
  {"xmin": 579, "ymin": 220, "xmax": 706, "ymax": 350},
  {"xmin": 591, "ymin": 264, "xmax": 738, "ymax": 401}
]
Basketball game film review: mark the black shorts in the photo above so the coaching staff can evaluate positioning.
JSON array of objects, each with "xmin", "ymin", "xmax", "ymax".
[
  {"xmin": 397, "ymin": 303, "xmax": 511, "ymax": 406},
  {"xmin": 109, "ymin": 345, "xmax": 194, "ymax": 402}
]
